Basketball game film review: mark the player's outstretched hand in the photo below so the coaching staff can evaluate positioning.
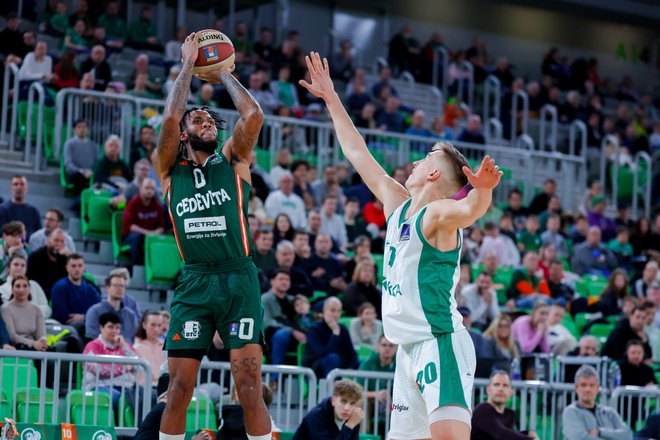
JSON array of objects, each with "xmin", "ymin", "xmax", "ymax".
[
  {"xmin": 195, "ymin": 64, "xmax": 235, "ymax": 84},
  {"xmin": 298, "ymin": 51, "xmax": 335, "ymax": 100},
  {"xmin": 462, "ymin": 155, "xmax": 503, "ymax": 190},
  {"xmin": 181, "ymin": 32, "xmax": 199, "ymax": 65}
]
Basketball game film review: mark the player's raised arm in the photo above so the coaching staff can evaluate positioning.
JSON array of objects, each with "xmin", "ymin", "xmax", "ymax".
[
  {"xmin": 299, "ymin": 51, "xmax": 409, "ymax": 217},
  {"xmin": 155, "ymin": 32, "xmax": 199, "ymax": 184},
  {"xmin": 197, "ymin": 68, "xmax": 264, "ymax": 167},
  {"xmin": 428, "ymin": 155, "xmax": 503, "ymax": 230}
]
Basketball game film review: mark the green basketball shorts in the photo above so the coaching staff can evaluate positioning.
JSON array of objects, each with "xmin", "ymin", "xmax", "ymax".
[{"xmin": 165, "ymin": 257, "xmax": 264, "ymax": 354}]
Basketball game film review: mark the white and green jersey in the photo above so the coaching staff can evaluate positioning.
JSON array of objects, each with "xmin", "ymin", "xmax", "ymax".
[{"xmin": 381, "ymin": 199, "xmax": 465, "ymax": 345}]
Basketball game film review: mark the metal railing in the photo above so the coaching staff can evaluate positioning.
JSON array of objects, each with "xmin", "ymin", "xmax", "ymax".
[
  {"xmin": 483, "ymin": 75, "xmax": 501, "ymax": 122},
  {"xmin": 457, "ymin": 60, "xmax": 475, "ymax": 109},
  {"xmin": 0, "ymin": 350, "xmax": 152, "ymax": 436},
  {"xmin": 432, "ymin": 47, "xmax": 450, "ymax": 99},
  {"xmin": 1, "ymin": 62, "xmax": 20, "ymax": 150},
  {"xmin": 539, "ymin": 104, "xmax": 558, "ymax": 152},
  {"xmin": 25, "ymin": 81, "xmax": 45, "ymax": 171},
  {"xmin": 599, "ymin": 135, "xmax": 620, "ymax": 208},
  {"xmin": 611, "ymin": 386, "xmax": 660, "ymax": 430},
  {"xmin": 510, "ymin": 89, "xmax": 530, "ymax": 146},
  {"xmin": 485, "ymin": 117, "xmax": 503, "ymax": 145}
]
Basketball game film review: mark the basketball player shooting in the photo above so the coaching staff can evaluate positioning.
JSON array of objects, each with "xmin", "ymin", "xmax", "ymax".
[
  {"xmin": 155, "ymin": 32, "xmax": 271, "ymax": 440},
  {"xmin": 300, "ymin": 52, "xmax": 502, "ymax": 440}
]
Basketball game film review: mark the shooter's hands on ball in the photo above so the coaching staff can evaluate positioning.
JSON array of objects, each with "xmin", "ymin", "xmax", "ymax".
[
  {"xmin": 181, "ymin": 32, "xmax": 199, "ymax": 66},
  {"xmin": 344, "ymin": 407, "xmax": 364, "ymax": 429},
  {"xmin": 298, "ymin": 51, "xmax": 335, "ymax": 100},
  {"xmin": 463, "ymin": 155, "xmax": 503, "ymax": 190},
  {"xmin": 195, "ymin": 64, "xmax": 236, "ymax": 84}
]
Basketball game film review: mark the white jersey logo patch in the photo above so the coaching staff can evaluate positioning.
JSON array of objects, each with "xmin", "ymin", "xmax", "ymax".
[
  {"xmin": 184, "ymin": 216, "xmax": 227, "ymax": 233},
  {"xmin": 183, "ymin": 321, "xmax": 200, "ymax": 340}
]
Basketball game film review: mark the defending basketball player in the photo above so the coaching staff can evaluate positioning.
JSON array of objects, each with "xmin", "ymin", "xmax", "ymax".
[
  {"xmin": 155, "ymin": 32, "xmax": 271, "ymax": 440},
  {"xmin": 300, "ymin": 52, "xmax": 502, "ymax": 440}
]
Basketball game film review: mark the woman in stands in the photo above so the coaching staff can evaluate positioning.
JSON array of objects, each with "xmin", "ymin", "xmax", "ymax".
[
  {"xmin": 511, "ymin": 301, "xmax": 551, "ymax": 355},
  {"xmin": 0, "ymin": 275, "xmax": 48, "ymax": 352},
  {"xmin": 0, "ymin": 253, "xmax": 51, "ymax": 319},
  {"xmin": 537, "ymin": 243, "xmax": 557, "ymax": 280},
  {"xmin": 349, "ymin": 302, "xmax": 382, "ymax": 351},
  {"xmin": 134, "ymin": 310, "xmax": 166, "ymax": 388},
  {"xmin": 343, "ymin": 235, "xmax": 375, "ymax": 281},
  {"xmin": 343, "ymin": 261, "xmax": 381, "ymax": 319},
  {"xmin": 594, "ymin": 268, "xmax": 630, "ymax": 317},
  {"xmin": 272, "ymin": 213, "xmax": 295, "ymax": 245},
  {"xmin": 483, "ymin": 314, "xmax": 519, "ymax": 364}
]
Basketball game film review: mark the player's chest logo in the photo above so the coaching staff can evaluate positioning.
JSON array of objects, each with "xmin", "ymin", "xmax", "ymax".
[
  {"xmin": 193, "ymin": 167, "xmax": 207, "ymax": 189},
  {"xmin": 399, "ymin": 223, "xmax": 411, "ymax": 242}
]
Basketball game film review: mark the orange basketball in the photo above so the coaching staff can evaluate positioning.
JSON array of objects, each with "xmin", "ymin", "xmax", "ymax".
[{"xmin": 193, "ymin": 29, "xmax": 235, "ymax": 74}]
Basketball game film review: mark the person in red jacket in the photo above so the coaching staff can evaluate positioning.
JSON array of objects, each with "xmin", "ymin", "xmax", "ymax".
[{"xmin": 122, "ymin": 177, "xmax": 164, "ymax": 266}]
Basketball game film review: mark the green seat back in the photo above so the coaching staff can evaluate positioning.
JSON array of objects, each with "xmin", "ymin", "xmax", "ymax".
[
  {"xmin": 111, "ymin": 211, "xmax": 131, "ymax": 263},
  {"xmin": 66, "ymin": 390, "xmax": 114, "ymax": 426},
  {"xmin": 15, "ymin": 388, "xmax": 57, "ymax": 424},
  {"xmin": 589, "ymin": 323, "xmax": 614, "ymax": 338},
  {"xmin": 1, "ymin": 359, "xmax": 38, "ymax": 410},
  {"xmin": 339, "ymin": 316, "xmax": 353, "ymax": 329},
  {"xmin": 278, "ymin": 433, "xmax": 295, "ymax": 440},
  {"xmin": 255, "ymin": 148, "xmax": 272, "ymax": 172},
  {"xmin": 186, "ymin": 395, "xmax": 217, "ymax": 431},
  {"xmin": 145, "ymin": 235, "xmax": 182, "ymax": 286},
  {"xmin": 81, "ymin": 189, "xmax": 113, "ymax": 239}
]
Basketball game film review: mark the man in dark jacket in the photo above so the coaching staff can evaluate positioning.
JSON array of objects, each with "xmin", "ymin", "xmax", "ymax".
[
  {"xmin": 602, "ymin": 306, "xmax": 652, "ymax": 361},
  {"xmin": 293, "ymin": 379, "xmax": 363, "ymax": 440},
  {"xmin": 302, "ymin": 297, "xmax": 358, "ymax": 378}
]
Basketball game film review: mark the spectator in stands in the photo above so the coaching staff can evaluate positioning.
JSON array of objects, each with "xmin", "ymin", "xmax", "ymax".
[
  {"xmin": 0, "ymin": 253, "xmax": 50, "ymax": 318},
  {"xmin": 634, "ymin": 261, "xmax": 659, "ymax": 298},
  {"xmin": 306, "ymin": 234, "xmax": 347, "ymax": 295},
  {"xmin": 85, "ymin": 273, "xmax": 138, "ymax": 343},
  {"xmin": 461, "ymin": 272, "xmax": 500, "ymax": 331},
  {"xmin": 517, "ymin": 215, "xmax": 543, "ymax": 252},
  {"xmin": 636, "ymin": 413, "xmax": 660, "ymax": 440},
  {"xmin": 106, "ymin": 267, "xmax": 141, "ymax": 319},
  {"xmin": 562, "ymin": 335, "xmax": 601, "ymax": 383},
  {"xmin": 63, "ymin": 119, "xmax": 99, "ymax": 195},
  {"xmin": 262, "ymin": 268, "xmax": 306, "ymax": 367},
  {"xmin": 363, "ymin": 197, "xmax": 386, "ymax": 232},
  {"xmin": 529, "ymin": 179, "xmax": 557, "ymax": 215},
  {"xmin": 541, "ymin": 214, "xmax": 567, "ymax": 257},
  {"xmin": 405, "ymin": 110, "xmax": 433, "ymax": 137},
  {"xmin": 266, "ymin": 173, "xmax": 309, "ymax": 227},
  {"xmin": 50, "ymin": 253, "xmax": 99, "ymax": 330},
  {"xmin": 603, "ymin": 305, "xmax": 651, "ymax": 361},
  {"xmin": 0, "ymin": 221, "xmax": 27, "ymax": 279},
  {"xmin": 588, "ymin": 195, "xmax": 617, "ymax": 242},
  {"xmin": 253, "ymin": 229, "xmax": 276, "ymax": 277},
  {"xmin": 430, "ymin": 116, "xmax": 453, "ymax": 141},
  {"xmin": 330, "ymin": 39, "xmax": 355, "ymax": 82},
  {"xmin": 129, "ymin": 72, "xmax": 159, "ymax": 99},
  {"xmin": 26, "ymin": 226, "xmax": 69, "ymax": 296},
  {"xmin": 562, "ymin": 365, "xmax": 631, "ymax": 440},
  {"xmin": 68, "ymin": 0, "xmax": 91, "ymax": 29},
  {"xmin": 347, "ymin": 84, "xmax": 372, "ymax": 118},
  {"xmin": 130, "ymin": 125, "xmax": 156, "ymax": 168},
  {"xmin": 0, "ymin": 275, "xmax": 47, "ymax": 352},
  {"xmin": 344, "ymin": 197, "xmax": 369, "ymax": 248},
  {"xmin": 548, "ymin": 304, "xmax": 577, "ymax": 355},
  {"xmin": 268, "ymin": 148, "xmax": 291, "ymax": 190},
  {"xmin": 472, "ymin": 370, "xmax": 539, "ymax": 440},
  {"xmin": 122, "ymin": 178, "xmax": 164, "ymax": 266},
  {"xmin": 254, "ymin": 26, "xmax": 276, "ymax": 72},
  {"xmin": 247, "ymin": 72, "xmax": 279, "ymax": 115},
  {"xmin": 344, "ymin": 235, "xmax": 374, "ymax": 281},
  {"xmin": 571, "ymin": 226, "xmax": 617, "ymax": 276},
  {"xmin": 537, "ymin": 243, "xmax": 557, "ymax": 280},
  {"xmin": 570, "ymin": 214, "xmax": 589, "ymax": 245},
  {"xmin": 312, "ymin": 164, "xmax": 346, "ymax": 213},
  {"xmin": 272, "ymin": 240, "xmax": 312, "ymax": 297},
  {"xmin": 377, "ymin": 96, "xmax": 405, "ymax": 133},
  {"xmin": 459, "ymin": 306, "xmax": 504, "ymax": 370},
  {"xmin": 349, "ymin": 302, "xmax": 382, "ymax": 350},
  {"xmin": 607, "ymin": 226, "xmax": 634, "ymax": 269},
  {"xmin": 48, "ymin": 1, "xmax": 69, "ymax": 36},
  {"xmin": 51, "ymin": 50, "xmax": 79, "ymax": 90},
  {"xmin": 290, "ymin": 160, "xmax": 315, "ymax": 211},
  {"xmin": 304, "ymin": 297, "xmax": 358, "ymax": 378},
  {"xmin": 196, "ymin": 83, "xmax": 217, "ymax": 107},
  {"xmin": 0, "ymin": 13, "xmax": 23, "ymax": 64},
  {"xmin": 110, "ymin": 159, "xmax": 157, "ymax": 209},
  {"xmin": 343, "ymin": 261, "xmax": 380, "ymax": 318},
  {"xmin": 133, "ymin": 310, "xmax": 165, "ymax": 387},
  {"xmin": 127, "ymin": 6, "xmax": 160, "ymax": 51},
  {"xmin": 83, "ymin": 311, "xmax": 139, "ymax": 414},
  {"xmin": 619, "ymin": 338, "xmax": 657, "ymax": 386},
  {"xmin": 646, "ymin": 282, "xmax": 660, "ymax": 327},
  {"xmin": 306, "ymin": 209, "xmax": 324, "ymax": 246},
  {"xmin": 62, "ymin": 20, "xmax": 89, "ymax": 54},
  {"xmin": 478, "ymin": 222, "xmax": 519, "ymax": 267},
  {"xmin": 95, "ymin": 2, "xmax": 125, "ymax": 50},
  {"xmin": 320, "ymin": 195, "xmax": 347, "ymax": 250},
  {"xmin": 371, "ymin": 65, "xmax": 397, "ymax": 98},
  {"xmin": 293, "ymin": 379, "xmax": 363, "ymax": 440},
  {"xmin": 272, "ymin": 214, "xmax": 295, "ymax": 245},
  {"xmin": 508, "ymin": 252, "xmax": 551, "ymax": 308},
  {"xmin": 357, "ymin": 334, "xmax": 395, "ymax": 389},
  {"xmin": 77, "ymin": 45, "xmax": 111, "ymax": 92},
  {"xmin": 164, "ymin": 26, "xmax": 186, "ymax": 67},
  {"xmin": 560, "ymin": 90, "xmax": 587, "ymax": 123},
  {"xmin": 18, "ymin": 40, "xmax": 52, "ymax": 85},
  {"xmin": 293, "ymin": 228, "xmax": 312, "ymax": 262},
  {"xmin": 643, "ymin": 300, "xmax": 660, "ymax": 362},
  {"xmin": 504, "ymin": 189, "xmax": 529, "ymax": 231},
  {"xmin": 579, "ymin": 180, "xmax": 603, "ymax": 216},
  {"xmin": 0, "ymin": 175, "xmax": 40, "ymax": 237},
  {"xmin": 483, "ymin": 314, "xmax": 520, "ymax": 364},
  {"xmin": 457, "ymin": 115, "xmax": 486, "ymax": 144},
  {"xmin": 547, "ymin": 260, "xmax": 573, "ymax": 303},
  {"xmin": 270, "ymin": 66, "xmax": 300, "ymax": 110},
  {"xmin": 512, "ymin": 301, "xmax": 551, "ymax": 354},
  {"xmin": 93, "ymin": 135, "xmax": 132, "ymax": 192}
]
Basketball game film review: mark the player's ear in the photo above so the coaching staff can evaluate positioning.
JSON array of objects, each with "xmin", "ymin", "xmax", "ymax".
[
  {"xmin": 428, "ymin": 169, "xmax": 441, "ymax": 182},
  {"xmin": 180, "ymin": 130, "xmax": 188, "ymax": 142}
]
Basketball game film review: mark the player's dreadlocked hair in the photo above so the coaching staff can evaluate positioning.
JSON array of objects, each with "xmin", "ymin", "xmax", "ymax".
[{"xmin": 178, "ymin": 106, "xmax": 227, "ymax": 158}]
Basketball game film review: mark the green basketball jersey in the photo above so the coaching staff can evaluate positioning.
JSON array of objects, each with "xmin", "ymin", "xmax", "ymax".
[{"xmin": 166, "ymin": 152, "xmax": 254, "ymax": 264}]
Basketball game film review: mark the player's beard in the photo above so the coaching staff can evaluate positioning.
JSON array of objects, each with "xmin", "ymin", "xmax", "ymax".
[{"xmin": 188, "ymin": 132, "xmax": 217, "ymax": 154}]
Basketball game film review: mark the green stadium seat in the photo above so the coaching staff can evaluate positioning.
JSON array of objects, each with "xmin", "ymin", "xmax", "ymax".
[
  {"xmin": 117, "ymin": 394, "xmax": 135, "ymax": 427},
  {"xmin": 339, "ymin": 316, "xmax": 353, "ymax": 329},
  {"xmin": 111, "ymin": 211, "xmax": 131, "ymax": 265},
  {"xmin": 589, "ymin": 323, "xmax": 614, "ymax": 340},
  {"xmin": 65, "ymin": 390, "xmax": 113, "ymax": 426},
  {"xmin": 0, "ymin": 391, "xmax": 11, "ymax": 420},
  {"xmin": 359, "ymin": 435, "xmax": 382, "ymax": 440},
  {"xmin": 186, "ymin": 395, "xmax": 217, "ymax": 431},
  {"xmin": 356, "ymin": 345, "xmax": 375, "ymax": 361},
  {"xmin": 612, "ymin": 164, "xmax": 648, "ymax": 200},
  {"xmin": 81, "ymin": 189, "xmax": 114, "ymax": 240},
  {"xmin": 310, "ymin": 290, "xmax": 328, "ymax": 303},
  {"xmin": 1, "ymin": 358, "xmax": 38, "ymax": 410},
  {"xmin": 561, "ymin": 314, "xmax": 579, "ymax": 339},
  {"xmin": 15, "ymin": 388, "xmax": 57, "ymax": 424},
  {"xmin": 255, "ymin": 148, "xmax": 272, "ymax": 172},
  {"xmin": 145, "ymin": 235, "xmax": 182, "ymax": 288},
  {"xmin": 371, "ymin": 253, "xmax": 384, "ymax": 283},
  {"xmin": 574, "ymin": 313, "xmax": 590, "ymax": 335},
  {"xmin": 277, "ymin": 432, "xmax": 294, "ymax": 440}
]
